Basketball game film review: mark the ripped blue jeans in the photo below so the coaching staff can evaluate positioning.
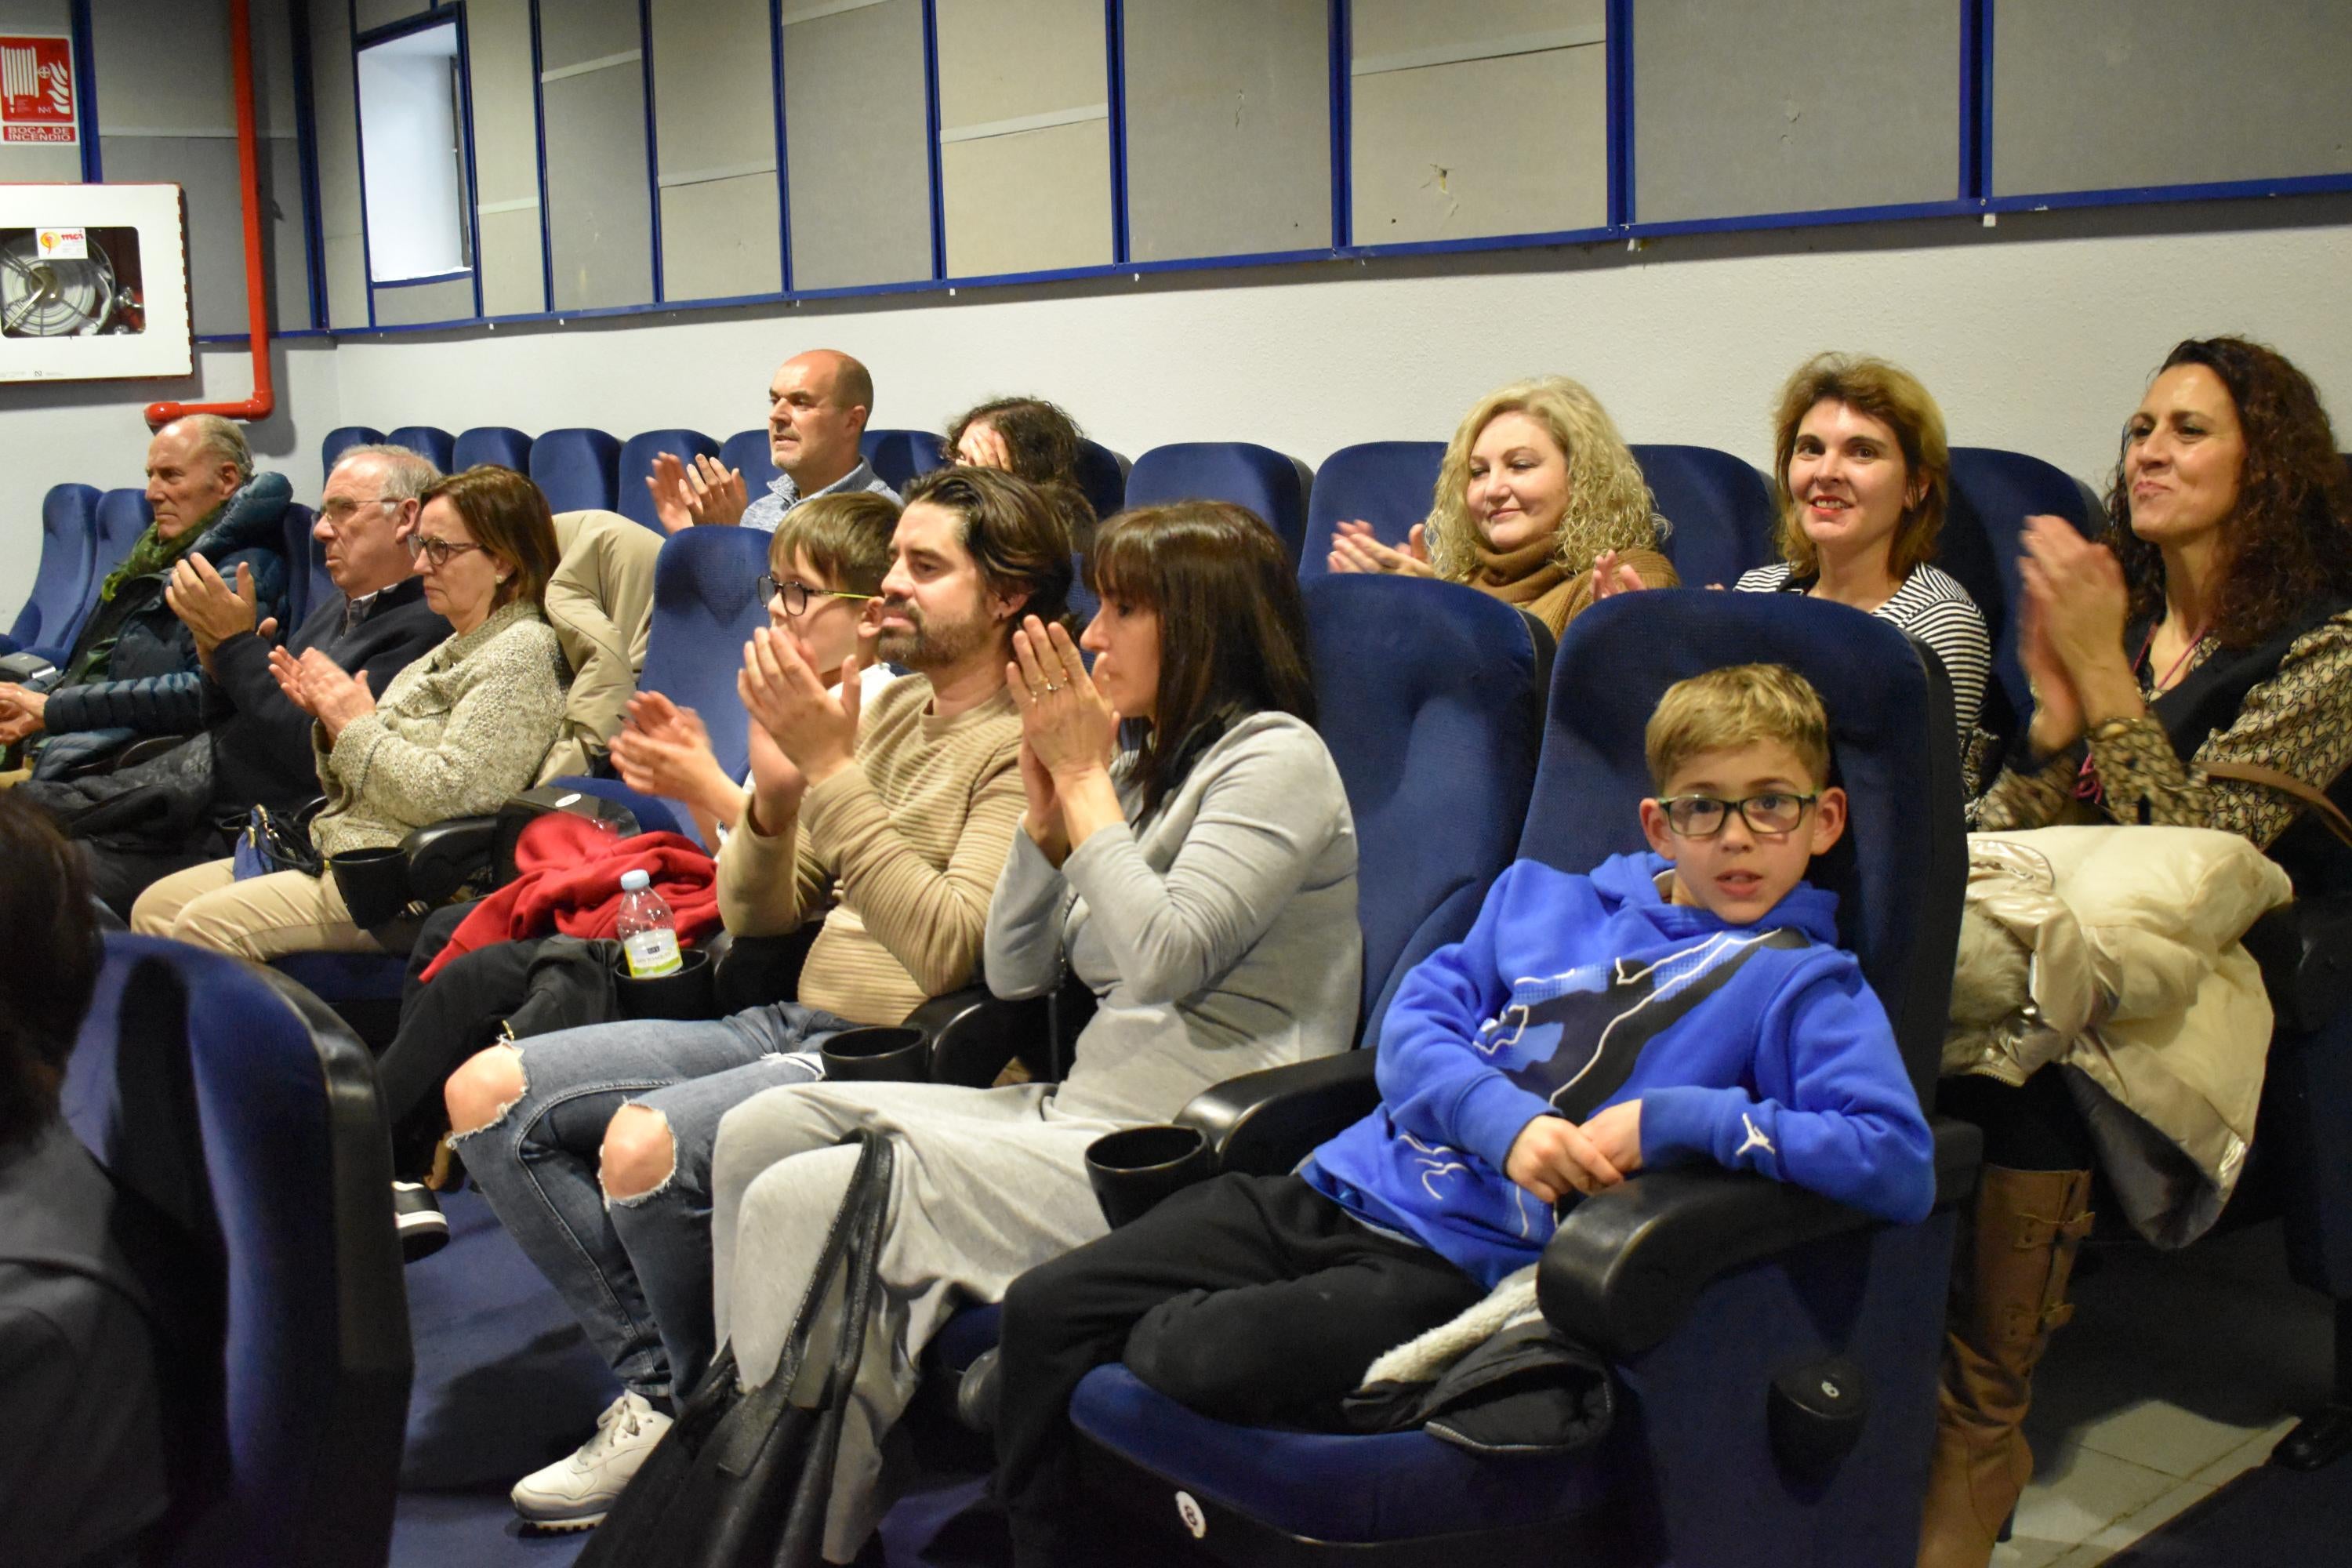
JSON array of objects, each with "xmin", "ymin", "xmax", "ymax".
[{"xmin": 454, "ymin": 1001, "xmax": 857, "ymax": 1399}]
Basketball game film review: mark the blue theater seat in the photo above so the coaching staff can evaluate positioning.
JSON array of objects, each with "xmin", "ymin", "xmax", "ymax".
[
  {"xmin": 529, "ymin": 427, "xmax": 622, "ymax": 514},
  {"xmin": 1124, "ymin": 442, "xmax": 1310, "ymax": 562},
  {"xmin": 1632, "ymin": 442, "xmax": 1778, "ymax": 589},
  {"xmin": 720, "ymin": 426, "xmax": 782, "ymax": 496},
  {"xmin": 616, "ymin": 428, "xmax": 722, "ymax": 532},
  {"xmin": 862, "ymin": 427, "xmax": 946, "ymax": 492},
  {"xmin": 0, "ymin": 481, "xmax": 100, "ymax": 659},
  {"xmin": 1075, "ymin": 438, "xmax": 1128, "ymax": 521},
  {"xmin": 386, "ymin": 426, "xmax": 456, "ymax": 474},
  {"xmin": 1068, "ymin": 590, "xmax": 1976, "ymax": 1566},
  {"xmin": 279, "ymin": 502, "xmax": 325, "ymax": 630},
  {"xmin": 321, "ymin": 425, "xmax": 383, "ymax": 474},
  {"xmin": 1298, "ymin": 441, "xmax": 1446, "ymax": 579},
  {"xmin": 95, "ymin": 486, "xmax": 154, "ymax": 576},
  {"xmin": 1938, "ymin": 446, "xmax": 2098, "ymax": 752},
  {"xmin": 60, "ymin": 935, "xmax": 411, "ymax": 1568},
  {"xmin": 638, "ymin": 524, "xmax": 773, "ymax": 797},
  {"xmin": 452, "ymin": 425, "xmax": 533, "ymax": 473}
]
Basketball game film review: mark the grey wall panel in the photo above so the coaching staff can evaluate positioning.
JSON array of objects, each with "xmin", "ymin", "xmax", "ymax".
[
  {"xmin": 1631, "ymin": 0, "xmax": 1959, "ymax": 223},
  {"xmin": 1992, "ymin": 1, "xmax": 2352, "ymax": 197},
  {"xmin": 660, "ymin": 174, "xmax": 781, "ymax": 302},
  {"xmin": 0, "ymin": 0, "xmax": 79, "ymax": 181},
  {"xmin": 93, "ymin": 131, "xmax": 308, "ymax": 336},
  {"xmin": 368, "ymin": 275, "xmax": 476, "ymax": 327},
  {"xmin": 310, "ymin": 0, "xmax": 369, "ymax": 328},
  {"xmin": 467, "ymin": 0, "xmax": 543, "ymax": 314},
  {"xmin": 1123, "ymin": 0, "xmax": 1330, "ymax": 261},
  {"xmin": 1352, "ymin": 45, "xmax": 1606, "ymax": 243},
  {"xmin": 781, "ymin": 0, "xmax": 931, "ymax": 291},
  {"xmin": 651, "ymin": 0, "xmax": 774, "ymax": 174},
  {"xmin": 1351, "ymin": 0, "xmax": 1593, "ymax": 58},
  {"xmin": 539, "ymin": 0, "xmax": 641, "ymax": 71},
  {"xmin": 542, "ymin": 67, "xmax": 653, "ymax": 310},
  {"xmin": 941, "ymin": 121, "xmax": 1112, "ymax": 278},
  {"xmin": 936, "ymin": 0, "xmax": 1103, "ymax": 126},
  {"xmin": 91, "ymin": 0, "xmax": 232, "ymax": 136},
  {"xmin": 477, "ymin": 207, "xmax": 544, "ymax": 316},
  {"xmin": 355, "ymin": 0, "xmax": 430, "ymax": 33}
]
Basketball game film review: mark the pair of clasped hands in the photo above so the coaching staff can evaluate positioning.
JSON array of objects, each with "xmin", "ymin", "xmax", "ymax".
[
  {"xmin": 1007, "ymin": 615, "xmax": 1120, "ymax": 866},
  {"xmin": 1506, "ymin": 1103, "xmax": 1644, "ymax": 1203}
]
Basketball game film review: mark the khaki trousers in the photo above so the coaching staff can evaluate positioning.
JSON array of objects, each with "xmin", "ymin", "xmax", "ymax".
[{"xmin": 131, "ymin": 857, "xmax": 385, "ymax": 961}]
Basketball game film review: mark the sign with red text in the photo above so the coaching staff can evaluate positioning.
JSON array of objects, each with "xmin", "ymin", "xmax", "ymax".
[{"xmin": 1, "ymin": 34, "xmax": 75, "ymax": 144}]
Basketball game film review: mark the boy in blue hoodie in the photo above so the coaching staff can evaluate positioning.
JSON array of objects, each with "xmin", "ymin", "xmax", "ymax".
[{"xmin": 993, "ymin": 663, "xmax": 1936, "ymax": 1566}]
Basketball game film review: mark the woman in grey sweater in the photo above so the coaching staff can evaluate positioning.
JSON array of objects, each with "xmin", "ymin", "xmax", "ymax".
[
  {"xmin": 132, "ymin": 465, "xmax": 568, "ymax": 959},
  {"xmin": 703, "ymin": 500, "xmax": 1359, "ymax": 1563}
]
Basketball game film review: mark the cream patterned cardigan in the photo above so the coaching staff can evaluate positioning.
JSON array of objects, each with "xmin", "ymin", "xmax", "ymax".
[{"xmin": 310, "ymin": 598, "xmax": 569, "ymax": 856}]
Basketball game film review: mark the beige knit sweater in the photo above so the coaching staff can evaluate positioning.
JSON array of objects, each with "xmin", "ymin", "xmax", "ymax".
[
  {"xmin": 716, "ymin": 677, "xmax": 1023, "ymax": 1026},
  {"xmin": 310, "ymin": 600, "xmax": 569, "ymax": 856}
]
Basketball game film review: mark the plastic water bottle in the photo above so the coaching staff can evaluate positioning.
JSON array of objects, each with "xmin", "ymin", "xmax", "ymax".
[{"xmin": 615, "ymin": 869, "xmax": 682, "ymax": 978}]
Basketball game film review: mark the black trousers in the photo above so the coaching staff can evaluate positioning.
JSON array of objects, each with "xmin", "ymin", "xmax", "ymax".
[
  {"xmin": 376, "ymin": 900, "xmax": 536, "ymax": 1177},
  {"xmin": 993, "ymin": 1171, "xmax": 1486, "ymax": 1566}
]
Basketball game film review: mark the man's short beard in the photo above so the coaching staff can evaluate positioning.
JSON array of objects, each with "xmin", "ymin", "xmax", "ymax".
[{"xmin": 876, "ymin": 601, "xmax": 995, "ymax": 672}]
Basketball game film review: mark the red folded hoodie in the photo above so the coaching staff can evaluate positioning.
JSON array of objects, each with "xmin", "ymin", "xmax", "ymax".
[{"xmin": 419, "ymin": 810, "xmax": 724, "ymax": 982}]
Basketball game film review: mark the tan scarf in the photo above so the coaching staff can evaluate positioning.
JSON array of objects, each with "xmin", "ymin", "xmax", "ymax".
[{"xmin": 1467, "ymin": 535, "xmax": 1678, "ymax": 635}]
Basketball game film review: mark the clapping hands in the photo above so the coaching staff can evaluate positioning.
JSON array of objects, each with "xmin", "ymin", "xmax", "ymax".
[
  {"xmin": 648, "ymin": 452, "xmax": 751, "ymax": 533},
  {"xmin": 269, "ymin": 645, "xmax": 375, "ymax": 739},
  {"xmin": 1327, "ymin": 519, "xmax": 1436, "ymax": 578}
]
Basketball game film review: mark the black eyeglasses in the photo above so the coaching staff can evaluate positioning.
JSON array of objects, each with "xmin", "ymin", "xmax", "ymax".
[
  {"xmin": 1657, "ymin": 792, "xmax": 1819, "ymax": 838},
  {"xmin": 759, "ymin": 575, "xmax": 878, "ymax": 617},
  {"xmin": 408, "ymin": 534, "xmax": 486, "ymax": 569}
]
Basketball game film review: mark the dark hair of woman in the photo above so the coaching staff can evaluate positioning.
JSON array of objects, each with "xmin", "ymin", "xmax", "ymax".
[
  {"xmin": 418, "ymin": 464, "xmax": 564, "ymax": 612},
  {"xmin": 0, "ymin": 793, "xmax": 100, "ymax": 1148},
  {"xmin": 944, "ymin": 396, "xmax": 1100, "ymax": 548},
  {"xmin": 2110, "ymin": 336, "xmax": 2352, "ymax": 648},
  {"xmin": 1086, "ymin": 500, "xmax": 1317, "ymax": 820}
]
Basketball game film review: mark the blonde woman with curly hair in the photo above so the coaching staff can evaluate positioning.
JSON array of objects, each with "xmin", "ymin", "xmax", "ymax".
[{"xmin": 1327, "ymin": 376, "xmax": 1676, "ymax": 634}]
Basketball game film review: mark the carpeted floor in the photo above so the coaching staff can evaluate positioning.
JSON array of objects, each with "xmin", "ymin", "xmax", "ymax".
[
  {"xmin": 2101, "ymin": 1455, "xmax": 2352, "ymax": 1566},
  {"xmin": 394, "ymin": 1188, "xmax": 1014, "ymax": 1568}
]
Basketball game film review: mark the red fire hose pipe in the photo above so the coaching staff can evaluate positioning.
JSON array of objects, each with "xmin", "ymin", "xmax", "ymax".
[{"xmin": 144, "ymin": 0, "xmax": 272, "ymax": 427}]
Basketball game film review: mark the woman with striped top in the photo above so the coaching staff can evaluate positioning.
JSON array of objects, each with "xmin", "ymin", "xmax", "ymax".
[{"xmin": 1596, "ymin": 354, "xmax": 1991, "ymax": 759}]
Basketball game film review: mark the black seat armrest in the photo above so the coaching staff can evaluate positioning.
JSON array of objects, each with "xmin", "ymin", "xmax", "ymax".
[
  {"xmin": 908, "ymin": 987, "xmax": 1053, "ymax": 1087},
  {"xmin": 710, "ymin": 928, "xmax": 818, "ymax": 1014},
  {"xmin": 401, "ymin": 815, "xmax": 499, "ymax": 906},
  {"xmin": 2243, "ymin": 897, "xmax": 2352, "ymax": 1036},
  {"xmin": 1537, "ymin": 1116, "xmax": 1983, "ymax": 1362},
  {"xmin": 1174, "ymin": 1049, "xmax": 1380, "ymax": 1178}
]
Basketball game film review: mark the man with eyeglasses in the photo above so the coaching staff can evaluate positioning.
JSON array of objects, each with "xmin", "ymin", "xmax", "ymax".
[{"xmin": 24, "ymin": 444, "xmax": 451, "ymax": 915}]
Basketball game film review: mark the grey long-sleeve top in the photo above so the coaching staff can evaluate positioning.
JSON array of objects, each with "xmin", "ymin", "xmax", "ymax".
[{"xmin": 983, "ymin": 711, "xmax": 1362, "ymax": 1127}]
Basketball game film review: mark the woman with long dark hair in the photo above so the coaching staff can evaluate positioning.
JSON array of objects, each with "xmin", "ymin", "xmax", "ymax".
[
  {"xmin": 1925, "ymin": 336, "xmax": 2352, "ymax": 1568},
  {"xmin": 702, "ymin": 499, "xmax": 1362, "ymax": 1563}
]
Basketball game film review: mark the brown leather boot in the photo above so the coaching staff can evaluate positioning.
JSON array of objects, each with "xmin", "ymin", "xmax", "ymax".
[{"xmin": 1916, "ymin": 1165, "xmax": 2093, "ymax": 1568}]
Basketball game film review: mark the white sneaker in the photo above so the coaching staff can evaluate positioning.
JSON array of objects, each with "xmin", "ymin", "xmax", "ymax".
[{"xmin": 510, "ymin": 1392, "xmax": 674, "ymax": 1529}]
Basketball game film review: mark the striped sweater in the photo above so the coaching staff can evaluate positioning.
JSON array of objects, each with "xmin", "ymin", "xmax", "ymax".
[
  {"xmin": 1736, "ymin": 562, "xmax": 1991, "ymax": 750},
  {"xmin": 716, "ymin": 677, "xmax": 1023, "ymax": 1026}
]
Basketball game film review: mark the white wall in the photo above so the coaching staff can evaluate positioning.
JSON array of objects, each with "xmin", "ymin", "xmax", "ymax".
[{"xmin": 2, "ymin": 199, "xmax": 2347, "ymax": 614}]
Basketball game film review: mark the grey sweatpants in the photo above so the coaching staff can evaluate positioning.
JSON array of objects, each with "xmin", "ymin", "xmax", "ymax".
[{"xmin": 710, "ymin": 1080, "xmax": 1117, "ymax": 1562}]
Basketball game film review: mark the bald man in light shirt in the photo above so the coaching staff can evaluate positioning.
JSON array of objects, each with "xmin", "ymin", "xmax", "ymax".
[{"xmin": 645, "ymin": 348, "xmax": 898, "ymax": 534}]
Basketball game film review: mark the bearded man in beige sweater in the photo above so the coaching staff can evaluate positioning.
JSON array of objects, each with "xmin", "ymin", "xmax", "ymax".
[{"xmin": 443, "ymin": 466, "xmax": 1080, "ymax": 1531}]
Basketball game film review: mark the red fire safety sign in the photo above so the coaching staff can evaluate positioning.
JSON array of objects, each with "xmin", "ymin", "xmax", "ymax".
[{"xmin": 1, "ymin": 34, "xmax": 77, "ymax": 144}]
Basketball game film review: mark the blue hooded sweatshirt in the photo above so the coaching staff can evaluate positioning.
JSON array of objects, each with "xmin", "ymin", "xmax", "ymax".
[{"xmin": 1302, "ymin": 850, "xmax": 1936, "ymax": 1288}]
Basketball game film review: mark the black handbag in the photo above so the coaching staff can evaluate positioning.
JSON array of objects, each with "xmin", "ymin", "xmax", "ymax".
[{"xmin": 576, "ymin": 1130, "xmax": 896, "ymax": 1568}]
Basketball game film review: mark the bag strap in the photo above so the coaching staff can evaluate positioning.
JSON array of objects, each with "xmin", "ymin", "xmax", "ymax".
[{"xmin": 2203, "ymin": 760, "xmax": 2352, "ymax": 850}]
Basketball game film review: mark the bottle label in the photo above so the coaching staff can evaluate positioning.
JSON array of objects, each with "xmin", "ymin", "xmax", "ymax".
[{"xmin": 623, "ymin": 928, "xmax": 682, "ymax": 978}]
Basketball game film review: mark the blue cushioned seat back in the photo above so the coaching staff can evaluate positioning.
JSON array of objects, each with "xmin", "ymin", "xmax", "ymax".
[
  {"xmin": 721, "ymin": 426, "xmax": 782, "ymax": 496},
  {"xmin": 60, "ymin": 935, "xmax": 412, "ymax": 1568},
  {"xmin": 1298, "ymin": 441, "xmax": 1446, "ymax": 581},
  {"xmin": 320, "ymin": 426, "xmax": 383, "ymax": 474},
  {"xmin": 9, "ymin": 482, "xmax": 100, "ymax": 651},
  {"xmin": 279, "ymin": 503, "xmax": 324, "ymax": 629},
  {"xmin": 617, "ymin": 428, "xmax": 722, "ymax": 532},
  {"xmin": 1306, "ymin": 575, "xmax": 1552, "ymax": 1044},
  {"xmin": 1075, "ymin": 438, "xmax": 1127, "ymax": 521},
  {"xmin": 528, "ymin": 427, "xmax": 622, "ymax": 514},
  {"xmin": 384, "ymin": 425, "xmax": 456, "ymax": 473},
  {"xmin": 452, "ymin": 425, "xmax": 533, "ymax": 472},
  {"xmin": 1940, "ymin": 447, "xmax": 2097, "ymax": 754},
  {"xmin": 861, "ymin": 428, "xmax": 946, "ymax": 492},
  {"xmin": 1632, "ymin": 442, "xmax": 1778, "ymax": 590},
  {"xmin": 640, "ymin": 526, "xmax": 775, "ymax": 791},
  {"xmin": 1124, "ymin": 442, "xmax": 1309, "ymax": 562},
  {"xmin": 95, "ymin": 486, "xmax": 154, "ymax": 576},
  {"xmin": 1522, "ymin": 592, "xmax": 1962, "ymax": 1102}
]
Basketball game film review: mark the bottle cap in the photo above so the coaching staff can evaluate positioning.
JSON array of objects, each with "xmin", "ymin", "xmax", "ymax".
[{"xmin": 619, "ymin": 869, "xmax": 650, "ymax": 891}]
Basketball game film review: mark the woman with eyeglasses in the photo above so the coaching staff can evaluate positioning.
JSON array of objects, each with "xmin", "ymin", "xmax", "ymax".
[
  {"xmin": 130, "ymin": 464, "xmax": 567, "ymax": 960},
  {"xmin": 608, "ymin": 490, "xmax": 901, "ymax": 845}
]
